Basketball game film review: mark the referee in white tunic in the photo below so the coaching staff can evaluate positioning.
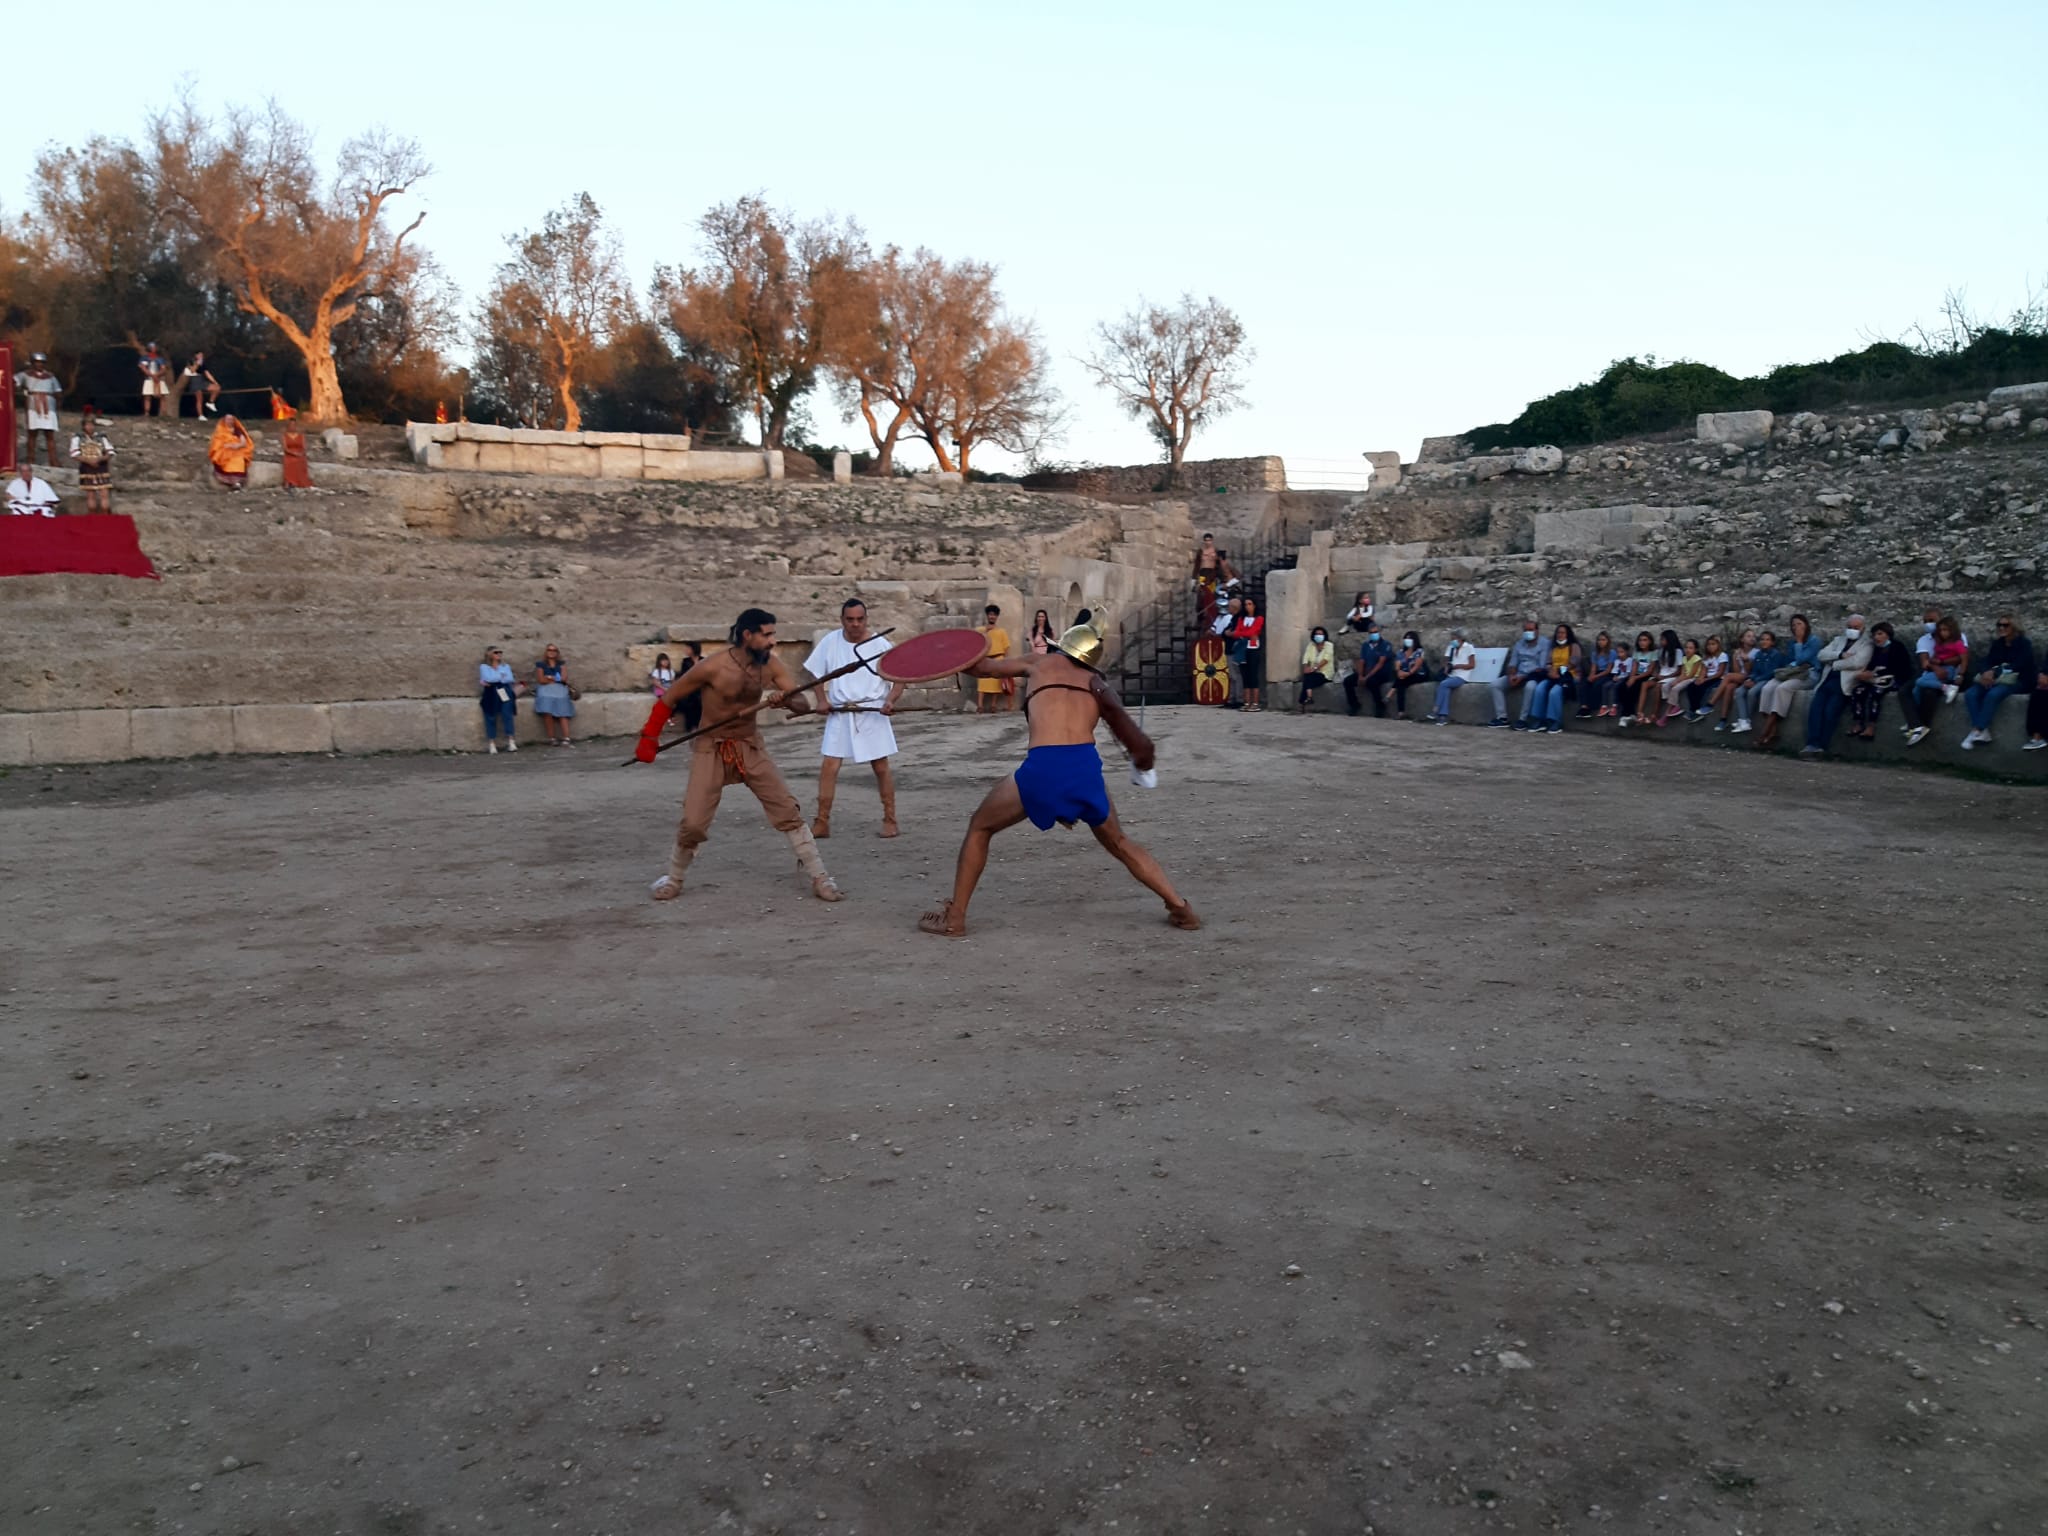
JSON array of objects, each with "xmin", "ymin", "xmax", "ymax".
[{"xmin": 806, "ymin": 598, "xmax": 908, "ymax": 839}]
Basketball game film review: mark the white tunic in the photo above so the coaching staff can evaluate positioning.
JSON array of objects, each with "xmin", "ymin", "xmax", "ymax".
[{"xmin": 805, "ymin": 630, "xmax": 898, "ymax": 763}]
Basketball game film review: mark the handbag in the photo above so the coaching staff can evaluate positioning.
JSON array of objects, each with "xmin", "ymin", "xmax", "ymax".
[{"xmin": 567, "ymin": 685, "xmax": 582, "ymax": 701}]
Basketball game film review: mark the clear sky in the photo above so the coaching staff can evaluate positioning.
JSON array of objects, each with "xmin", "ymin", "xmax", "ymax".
[{"xmin": 10, "ymin": 1, "xmax": 2044, "ymax": 473}]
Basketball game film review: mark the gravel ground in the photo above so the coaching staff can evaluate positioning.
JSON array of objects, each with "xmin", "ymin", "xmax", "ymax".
[{"xmin": 3, "ymin": 708, "xmax": 2044, "ymax": 1535}]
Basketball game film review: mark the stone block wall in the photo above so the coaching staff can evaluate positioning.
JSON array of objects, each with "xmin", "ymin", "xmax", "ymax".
[
  {"xmin": 406, "ymin": 421, "xmax": 779, "ymax": 483},
  {"xmin": 1022, "ymin": 456, "xmax": 1287, "ymax": 498}
]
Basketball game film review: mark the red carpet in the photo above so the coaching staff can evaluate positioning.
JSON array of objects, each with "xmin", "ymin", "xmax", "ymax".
[{"xmin": 0, "ymin": 515, "xmax": 160, "ymax": 580}]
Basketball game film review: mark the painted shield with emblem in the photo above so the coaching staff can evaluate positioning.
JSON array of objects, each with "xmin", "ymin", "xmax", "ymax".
[{"xmin": 1192, "ymin": 636, "xmax": 1231, "ymax": 705}]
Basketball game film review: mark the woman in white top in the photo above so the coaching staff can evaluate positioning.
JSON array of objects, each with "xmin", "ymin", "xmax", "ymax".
[{"xmin": 649, "ymin": 652, "xmax": 677, "ymax": 696}]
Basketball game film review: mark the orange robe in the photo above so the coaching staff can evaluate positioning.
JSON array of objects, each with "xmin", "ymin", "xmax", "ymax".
[
  {"xmin": 208, "ymin": 419, "xmax": 255, "ymax": 479},
  {"xmin": 281, "ymin": 427, "xmax": 313, "ymax": 489}
]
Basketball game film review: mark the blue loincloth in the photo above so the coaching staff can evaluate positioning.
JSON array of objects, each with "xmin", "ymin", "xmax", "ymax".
[{"xmin": 1013, "ymin": 743, "xmax": 1110, "ymax": 831}]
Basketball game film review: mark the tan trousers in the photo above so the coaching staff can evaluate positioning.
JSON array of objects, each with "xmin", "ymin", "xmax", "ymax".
[{"xmin": 668, "ymin": 735, "xmax": 827, "ymax": 884}]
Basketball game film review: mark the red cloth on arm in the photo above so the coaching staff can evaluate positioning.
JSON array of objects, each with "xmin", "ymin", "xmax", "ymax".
[{"xmin": 0, "ymin": 514, "xmax": 160, "ymax": 579}]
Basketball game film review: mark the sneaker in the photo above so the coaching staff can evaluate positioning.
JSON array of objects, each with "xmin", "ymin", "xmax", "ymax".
[
  {"xmin": 487, "ymin": 742, "xmax": 499, "ymax": 754},
  {"xmin": 1488, "ymin": 718, "xmax": 1511, "ymax": 728},
  {"xmin": 1905, "ymin": 726, "xmax": 1930, "ymax": 746},
  {"xmin": 1732, "ymin": 719, "xmax": 1751, "ymax": 733},
  {"xmin": 1942, "ymin": 684, "xmax": 1959, "ymax": 704},
  {"xmin": 1421, "ymin": 713, "xmax": 1439, "ymax": 723},
  {"xmin": 1509, "ymin": 721, "xmax": 1528, "ymax": 732},
  {"xmin": 1961, "ymin": 734, "xmax": 1978, "ymax": 751},
  {"xmin": 2024, "ymin": 739, "xmax": 2048, "ymax": 751},
  {"xmin": 1576, "ymin": 708, "xmax": 1592, "ymax": 719},
  {"xmin": 1712, "ymin": 721, "xmax": 1727, "ymax": 732},
  {"xmin": 506, "ymin": 739, "xmax": 518, "ymax": 752},
  {"xmin": 1546, "ymin": 725, "xmax": 1563, "ymax": 735},
  {"xmin": 1799, "ymin": 744, "xmax": 1824, "ymax": 755},
  {"xmin": 1436, "ymin": 716, "xmax": 1451, "ymax": 726}
]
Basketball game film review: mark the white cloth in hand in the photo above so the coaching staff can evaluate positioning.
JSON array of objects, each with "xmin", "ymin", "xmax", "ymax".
[{"xmin": 1128, "ymin": 766, "xmax": 1158, "ymax": 789}]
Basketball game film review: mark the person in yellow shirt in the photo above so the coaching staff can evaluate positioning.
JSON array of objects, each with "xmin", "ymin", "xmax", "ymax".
[{"xmin": 977, "ymin": 604, "xmax": 1014, "ymax": 713}]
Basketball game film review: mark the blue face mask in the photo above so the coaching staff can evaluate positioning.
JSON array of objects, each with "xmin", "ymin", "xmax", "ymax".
[{"xmin": 1523, "ymin": 630, "xmax": 1537, "ymax": 642}]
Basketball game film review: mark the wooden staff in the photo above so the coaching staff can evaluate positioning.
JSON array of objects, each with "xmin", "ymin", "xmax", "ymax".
[{"xmin": 622, "ymin": 629, "xmax": 896, "ymax": 764}]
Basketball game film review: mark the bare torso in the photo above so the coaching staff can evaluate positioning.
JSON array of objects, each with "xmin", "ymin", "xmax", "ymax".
[
  {"xmin": 1020, "ymin": 652, "xmax": 1105, "ymax": 746},
  {"xmin": 663, "ymin": 647, "xmax": 799, "ymax": 738}
]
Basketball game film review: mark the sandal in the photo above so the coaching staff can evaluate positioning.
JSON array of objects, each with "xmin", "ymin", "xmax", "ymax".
[
  {"xmin": 917, "ymin": 899, "xmax": 966, "ymax": 937},
  {"xmin": 811, "ymin": 876, "xmax": 845, "ymax": 903},
  {"xmin": 648, "ymin": 875, "xmax": 683, "ymax": 902},
  {"xmin": 811, "ymin": 814, "xmax": 831, "ymax": 839},
  {"xmin": 1166, "ymin": 899, "xmax": 1202, "ymax": 931}
]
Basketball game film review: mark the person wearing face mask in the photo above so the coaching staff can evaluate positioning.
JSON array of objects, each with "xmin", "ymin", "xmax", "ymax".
[
  {"xmin": 1799, "ymin": 613, "xmax": 1874, "ymax": 755},
  {"xmin": 1297, "ymin": 626, "xmax": 1336, "ymax": 712},
  {"xmin": 1425, "ymin": 627, "xmax": 1477, "ymax": 722},
  {"xmin": 1493, "ymin": 617, "xmax": 1548, "ymax": 728},
  {"xmin": 1848, "ymin": 621, "xmax": 1920, "ymax": 741},
  {"xmin": 1392, "ymin": 630, "xmax": 1429, "ymax": 717},
  {"xmin": 635, "ymin": 606, "xmax": 842, "ymax": 904},
  {"xmin": 1522, "ymin": 622, "xmax": 1583, "ymax": 734},
  {"xmin": 1345, "ymin": 621, "xmax": 1394, "ymax": 717}
]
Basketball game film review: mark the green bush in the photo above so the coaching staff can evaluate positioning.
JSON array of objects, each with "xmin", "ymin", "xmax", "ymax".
[{"xmin": 1467, "ymin": 330, "xmax": 2048, "ymax": 450}]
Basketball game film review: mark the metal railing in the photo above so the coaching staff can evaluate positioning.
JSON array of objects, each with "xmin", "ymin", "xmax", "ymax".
[{"xmin": 1110, "ymin": 524, "xmax": 1298, "ymax": 707}]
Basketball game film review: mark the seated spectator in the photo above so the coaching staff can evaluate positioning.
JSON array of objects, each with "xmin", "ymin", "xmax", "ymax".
[
  {"xmin": 1961, "ymin": 613, "xmax": 2037, "ymax": 750},
  {"xmin": 1800, "ymin": 614, "xmax": 1874, "ymax": 755},
  {"xmin": 1345, "ymin": 621, "xmax": 1394, "ymax": 717},
  {"xmin": 1523, "ymin": 622, "xmax": 1582, "ymax": 734},
  {"xmin": 1754, "ymin": 614, "xmax": 1820, "ymax": 749},
  {"xmin": 1492, "ymin": 616, "xmax": 1547, "ymax": 728},
  {"xmin": 1660, "ymin": 636, "xmax": 1704, "ymax": 724},
  {"xmin": 1691, "ymin": 634, "xmax": 1729, "ymax": 719},
  {"xmin": 1709, "ymin": 629, "xmax": 1754, "ymax": 730},
  {"xmin": 1628, "ymin": 629, "xmax": 1680, "ymax": 726},
  {"xmin": 1425, "ymin": 627, "xmax": 1477, "ymax": 722},
  {"xmin": 1613, "ymin": 631, "xmax": 1655, "ymax": 723},
  {"xmin": 1392, "ymin": 630, "xmax": 1429, "ymax": 717},
  {"xmin": 1914, "ymin": 616, "xmax": 1970, "ymax": 716},
  {"xmin": 5, "ymin": 469, "xmax": 61, "ymax": 516},
  {"xmin": 478, "ymin": 647, "xmax": 520, "ymax": 753},
  {"xmin": 1728, "ymin": 630, "xmax": 1782, "ymax": 733},
  {"xmin": 2026, "ymin": 678, "xmax": 2048, "ymax": 751},
  {"xmin": 1581, "ymin": 631, "xmax": 1616, "ymax": 719},
  {"xmin": 1297, "ymin": 626, "xmax": 1336, "ymax": 713},
  {"xmin": 1850, "ymin": 621, "xmax": 1920, "ymax": 741},
  {"xmin": 533, "ymin": 643, "xmax": 577, "ymax": 746},
  {"xmin": 1913, "ymin": 605, "xmax": 1968, "ymax": 689},
  {"xmin": 1339, "ymin": 591, "xmax": 1374, "ymax": 634},
  {"xmin": 207, "ymin": 414, "xmax": 256, "ymax": 489}
]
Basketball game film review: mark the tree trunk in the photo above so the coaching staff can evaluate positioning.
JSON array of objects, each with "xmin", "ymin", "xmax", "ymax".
[
  {"xmin": 303, "ymin": 337, "xmax": 347, "ymax": 423},
  {"xmin": 559, "ymin": 373, "xmax": 582, "ymax": 433},
  {"xmin": 765, "ymin": 398, "xmax": 788, "ymax": 449}
]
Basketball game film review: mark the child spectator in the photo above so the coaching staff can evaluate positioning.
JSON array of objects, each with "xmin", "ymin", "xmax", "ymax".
[
  {"xmin": 649, "ymin": 652, "xmax": 677, "ymax": 695},
  {"xmin": 1690, "ymin": 635, "xmax": 1728, "ymax": 719},
  {"xmin": 1615, "ymin": 632, "xmax": 1655, "ymax": 725},
  {"xmin": 1582, "ymin": 631, "xmax": 1616, "ymax": 719},
  {"xmin": 1661, "ymin": 637, "xmax": 1703, "ymax": 723}
]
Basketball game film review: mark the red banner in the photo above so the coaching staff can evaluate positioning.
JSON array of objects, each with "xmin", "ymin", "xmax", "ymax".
[
  {"xmin": 0, "ymin": 514, "xmax": 160, "ymax": 580},
  {"xmin": 0, "ymin": 343, "xmax": 15, "ymax": 475}
]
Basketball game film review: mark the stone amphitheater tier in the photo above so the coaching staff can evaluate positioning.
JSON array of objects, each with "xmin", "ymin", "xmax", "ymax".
[{"xmin": 2, "ymin": 419, "xmax": 1196, "ymax": 762}]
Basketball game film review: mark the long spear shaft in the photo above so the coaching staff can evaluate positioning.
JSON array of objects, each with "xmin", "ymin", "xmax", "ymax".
[{"xmin": 620, "ymin": 630, "xmax": 896, "ymax": 765}]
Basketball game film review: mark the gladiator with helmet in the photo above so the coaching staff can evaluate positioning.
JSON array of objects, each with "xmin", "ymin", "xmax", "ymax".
[{"xmin": 919, "ymin": 615, "xmax": 1200, "ymax": 937}]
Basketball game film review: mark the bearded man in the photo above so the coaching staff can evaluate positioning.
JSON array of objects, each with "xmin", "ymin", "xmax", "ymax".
[{"xmin": 635, "ymin": 607, "xmax": 843, "ymax": 903}]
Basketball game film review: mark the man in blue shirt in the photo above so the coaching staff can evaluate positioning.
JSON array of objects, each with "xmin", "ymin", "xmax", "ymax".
[
  {"xmin": 1345, "ymin": 622, "xmax": 1395, "ymax": 717},
  {"xmin": 1492, "ymin": 617, "xmax": 1548, "ymax": 728}
]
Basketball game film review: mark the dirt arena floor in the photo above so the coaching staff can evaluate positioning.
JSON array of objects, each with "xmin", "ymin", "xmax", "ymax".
[{"xmin": 3, "ymin": 707, "xmax": 2045, "ymax": 1536}]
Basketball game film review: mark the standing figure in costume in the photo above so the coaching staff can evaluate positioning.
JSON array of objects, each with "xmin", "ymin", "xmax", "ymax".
[
  {"xmin": 70, "ymin": 415, "xmax": 116, "ymax": 514},
  {"xmin": 806, "ymin": 598, "xmax": 907, "ymax": 840},
  {"xmin": 281, "ymin": 420, "xmax": 314, "ymax": 490},
  {"xmin": 918, "ymin": 620, "xmax": 1199, "ymax": 938},
  {"xmin": 976, "ymin": 604, "xmax": 1013, "ymax": 714},
  {"xmin": 636, "ymin": 608, "xmax": 842, "ymax": 904},
  {"xmin": 138, "ymin": 343, "xmax": 169, "ymax": 416},
  {"xmin": 16, "ymin": 354, "xmax": 63, "ymax": 467},
  {"xmin": 1192, "ymin": 533, "xmax": 1237, "ymax": 625}
]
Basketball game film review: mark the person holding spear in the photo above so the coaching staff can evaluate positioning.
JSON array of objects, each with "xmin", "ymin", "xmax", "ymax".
[
  {"xmin": 806, "ymin": 598, "xmax": 908, "ymax": 840},
  {"xmin": 633, "ymin": 607, "xmax": 844, "ymax": 904}
]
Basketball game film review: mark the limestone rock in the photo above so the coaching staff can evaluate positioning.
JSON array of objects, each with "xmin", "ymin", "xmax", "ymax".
[
  {"xmin": 1697, "ymin": 410, "xmax": 1773, "ymax": 448},
  {"xmin": 1468, "ymin": 455, "xmax": 1516, "ymax": 482},
  {"xmin": 1512, "ymin": 446, "xmax": 1563, "ymax": 474},
  {"xmin": 1986, "ymin": 381, "xmax": 2048, "ymax": 408}
]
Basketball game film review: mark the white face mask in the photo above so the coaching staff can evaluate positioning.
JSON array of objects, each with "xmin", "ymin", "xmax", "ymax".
[
  {"xmin": 1313, "ymin": 634, "xmax": 1327, "ymax": 645},
  {"xmin": 1844, "ymin": 628, "xmax": 1862, "ymax": 641},
  {"xmin": 1924, "ymin": 622, "xmax": 1937, "ymax": 634}
]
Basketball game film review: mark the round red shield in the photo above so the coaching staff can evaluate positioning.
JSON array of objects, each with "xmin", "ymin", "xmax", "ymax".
[{"xmin": 876, "ymin": 626, "xmax": 994, "ymax": 683}]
